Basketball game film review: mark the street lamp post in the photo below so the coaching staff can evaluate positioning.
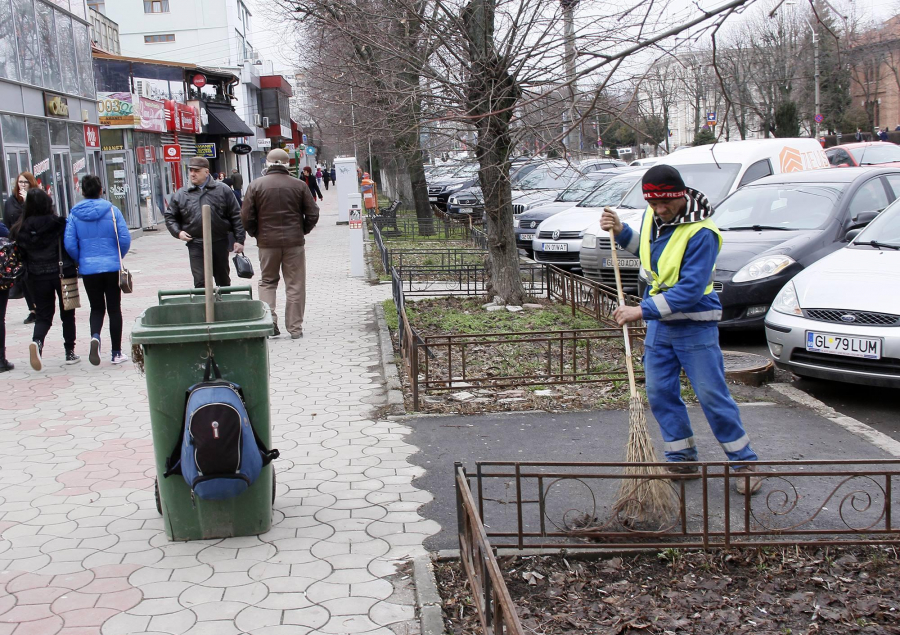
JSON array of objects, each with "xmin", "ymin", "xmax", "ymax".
[{"xmin": 810, "ymin": 21, "xmax": 820, "ymax": 140}]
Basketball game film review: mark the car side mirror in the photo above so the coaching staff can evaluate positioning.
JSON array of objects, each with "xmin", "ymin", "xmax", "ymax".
[
  {"xmin": 851, "ymin": 210, "xmax": 879, "ymax": 226},
  {"xmin": 836, "ymin": 163, "xmax": 850, "ymax": 168},
  {"xmin": 844, "ymin": 227, "xmax": 864, "ymax": 242}
]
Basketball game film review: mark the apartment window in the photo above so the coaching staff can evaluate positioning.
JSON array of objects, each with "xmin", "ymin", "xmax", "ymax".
[
  {"xmin": 144, "ymin": 34, "xmax": 175, "ymax": 43},
  {"xmin": 143, "ymin": 1, "xmax": 169, "ymax": 13}
]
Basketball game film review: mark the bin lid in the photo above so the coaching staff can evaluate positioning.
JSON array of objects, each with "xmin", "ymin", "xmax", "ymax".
[{"xmin": 131, "ymin": 291, "xmax": 274, "ymax": 344}]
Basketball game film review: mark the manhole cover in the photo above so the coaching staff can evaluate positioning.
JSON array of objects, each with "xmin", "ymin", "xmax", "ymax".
[{"xmin": 722, "ymin": 350, "xmax": 774, "ymax": 387}]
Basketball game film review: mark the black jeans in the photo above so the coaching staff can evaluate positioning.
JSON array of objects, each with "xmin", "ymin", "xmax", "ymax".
[
  {"xmin": 187, "ymin": 239, "xmax": 231, "ymax": 288},
  {"xmin": 0, "ymin": 287, "xmax": 8, "ymax": 350},
  {"xmin": 28, "ymin": 277, "xmax": 76, "ymax": 351},
  {"xmin": 82, "ymin": 272, "xmax": 123, "ymax": 353}
]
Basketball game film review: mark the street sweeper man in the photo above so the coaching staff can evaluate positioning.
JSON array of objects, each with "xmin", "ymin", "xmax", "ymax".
[{"xmin": 600, "ymin": 165, "xmax": 763, "ymax": 496}]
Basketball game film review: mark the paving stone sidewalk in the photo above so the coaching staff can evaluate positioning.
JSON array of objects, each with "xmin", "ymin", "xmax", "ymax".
[{"xmin": 0, "ymin": 192, "xmax": 438, "ymax": 634}]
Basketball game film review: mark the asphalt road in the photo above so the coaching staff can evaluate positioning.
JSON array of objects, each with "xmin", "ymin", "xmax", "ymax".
[{"xmin": 719, "ymin": 329, "xmax": 900, "ymax": 442}]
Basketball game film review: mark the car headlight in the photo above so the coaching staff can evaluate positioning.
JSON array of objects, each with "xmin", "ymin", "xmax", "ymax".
[
  {"xmin": 732, "ymin": 255, "xmax": 795, "ymax": 283},
  {"xmin": 513, "ymin": 218, "xmax": 520, "ymax": 228},
  {"xmin": 771, "ymin": 281, "xmax": 802, "ymax": 316},
  {"xmin": 448, "ymin": 197, "xmax": 458, "ymax": 205},
  {"xmin": 582, "ymin": 234, "xmax": 597, "ymax": 249}
]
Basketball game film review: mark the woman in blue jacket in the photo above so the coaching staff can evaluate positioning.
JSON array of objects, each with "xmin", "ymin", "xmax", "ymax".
[{"xmin": 65, "ymin": 175, "xmax": 131, "ymax": 366}]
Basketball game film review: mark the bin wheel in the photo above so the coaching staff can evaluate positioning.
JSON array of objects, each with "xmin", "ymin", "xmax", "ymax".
[
  {"xmin": 154, "ymin": 478, "xmax": 162, "ymax": 516},
  {"xmin": 272, "ymin": 470, "xmax": 276, "ymax": 504}
]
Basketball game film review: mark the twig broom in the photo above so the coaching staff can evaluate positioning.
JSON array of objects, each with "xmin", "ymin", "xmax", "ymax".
[{"xmin": 606, "ymin": 208, "xmax": 676, "ymax": 525}]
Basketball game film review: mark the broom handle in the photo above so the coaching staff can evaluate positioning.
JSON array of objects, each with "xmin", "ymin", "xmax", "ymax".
[{"xmin": 606, "ymin": 208, "xmax": 638, "ymax": 398}]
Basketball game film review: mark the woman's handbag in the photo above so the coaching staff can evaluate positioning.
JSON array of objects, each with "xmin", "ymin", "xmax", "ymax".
[
  {"xmin": 233, "ymin": 253, "xmax": 254, "ymax": 279},
  {"xmin": 58, "ymin": 241, "xmax": 81, "ymax": 311},
  {"xmin": 110, "ymin": 205, "xmax": 133, "ymax": 293}
]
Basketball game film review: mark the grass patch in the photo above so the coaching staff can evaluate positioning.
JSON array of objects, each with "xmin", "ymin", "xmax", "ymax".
[{"xmin": 382, "ymin": 299, "xmax": 398, "ymax": 330}]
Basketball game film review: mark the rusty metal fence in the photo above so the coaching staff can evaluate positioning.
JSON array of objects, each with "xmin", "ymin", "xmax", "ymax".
[{"xmin": 460, "ymin": 460, "xmax": 900, "ymax": 550}]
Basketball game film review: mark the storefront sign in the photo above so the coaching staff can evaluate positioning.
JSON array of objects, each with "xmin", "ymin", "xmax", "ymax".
[
  {"xmin": 192, "ymin": 74, "xmax": 207, "ymax": 88},
  {"xmin": 33, "ymin": 158, "xmax": 50, "ymax": 175},
  {"xmin": 44, "ymin": 93, "xmax": 69, "ymax": 119},
  {"xmin": 138, "ymin": 97, "xmax": 167, "ymax": 133},
  {"xmin": 164, "ymin": 101, "xmax": 199, "ymax": 133},
  {"xmin": 84, "ymin": 125, "xmax": 100, "ymax": 148},
  {"xmin": 99, "ymin": 92, "xmax": 139, "ymax": 127},
  {"xmin": 196, "ymin": 143, "xmax": 217, "ymax": 158},
  {"xmin": 257, "ymin": 138, "xmax": 271, "ymax": 149},
  {"xmin": 135, "ymin": 146, "xmax": 156, "ymax": 164},
  {"xmin": 231, "ymin": 143, "xmax": 252, "ymax": 155},
  {"xmin": 163, "ymin": 144, "xmax": 182, "ymax": 162},
  {"xmin": 285, "ymin": 143, "xmax": 295, "ymax": 152},
  {"xmin": 73, "ymin": 157, "xmax": 85, "ymax": 173},
  {"xmin": 102, "ymin": 144, "xmax": 125, "ymax": 152}
]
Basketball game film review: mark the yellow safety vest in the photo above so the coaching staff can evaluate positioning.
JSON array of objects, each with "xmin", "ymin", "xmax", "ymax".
[{"xmin": 638, "ymin": 206, "xmax": 722, "ymax": 297}]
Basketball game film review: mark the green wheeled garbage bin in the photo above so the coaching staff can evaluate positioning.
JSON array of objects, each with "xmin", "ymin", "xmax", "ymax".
[{"xmin": 131, "ymin": 286, "xmax": 275, "ymax": 541}]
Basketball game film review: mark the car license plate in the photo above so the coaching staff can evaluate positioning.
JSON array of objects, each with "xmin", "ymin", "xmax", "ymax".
[
  {"xmin": 459, "ymin": 207, "xmax": 473, "ymax": 214},
  {"xmin": 543, "ymin": 243, "xmax": 568, "ymax": 252},
  {"xmin": 428, "ymin": 196, "xmax": 438, "ymax": 202},
  {"xmin": 519, "ymin": 234, "xmax": 534, "ymax": 241},
  {"xmin": 603, "ymin": 257, "xmax": 640, "ymax": 268},
  {"xmin": 805, "ymin": 331, "xmax": 882, "ymax": 359}
]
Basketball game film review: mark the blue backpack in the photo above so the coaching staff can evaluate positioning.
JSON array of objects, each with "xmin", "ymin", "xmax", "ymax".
[{"xmin": 164, "ymin": 356, "xmax": 278, "ymax": 501}]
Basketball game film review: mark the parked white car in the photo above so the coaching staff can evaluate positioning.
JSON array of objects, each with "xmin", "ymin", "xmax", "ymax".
[{"xmin": 764, "ymin": 197, "xmax": 900, "ymax": 388}]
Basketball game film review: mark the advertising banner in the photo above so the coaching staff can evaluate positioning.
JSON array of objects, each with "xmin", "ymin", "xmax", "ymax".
[
  {"xmin": 196, "ymin": 143, "xmax": 217, "ymax": 158},
  {"xmin": 138, "ymin": 97, "xmax": 167, "ymax": 132},
  {"xmin": 98, "ymin": 92, "xmax": 139, "ymax": 127}
]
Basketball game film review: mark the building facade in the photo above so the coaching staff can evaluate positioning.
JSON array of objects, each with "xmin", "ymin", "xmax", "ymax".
[{"xmin": 0, "ymin": 0, "xmax": 101, "ymax": 215}]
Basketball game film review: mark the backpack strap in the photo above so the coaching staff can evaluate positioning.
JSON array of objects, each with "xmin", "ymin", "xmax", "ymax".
[
  {"xmin": 251, "ymin": 424, "xmax": 279, "ymax": 466},
  {"xmin": 163, "ymin": 387, "xmax": 192, "ymax": 478},
  {"xmin": 204, "ymin": 356, "xmax": 222, "ymax": 381}
]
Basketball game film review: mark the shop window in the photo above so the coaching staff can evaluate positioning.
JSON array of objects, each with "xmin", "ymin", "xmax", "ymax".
[
  {"xmin": 143, "ymin": 0, "xmax": 169, "ymax": 12},
  {"xmin": 13, "ymin": 0, "xmax": 40, "ymax": 86},
  {"xmin": 144, "ymin": 33, "xmax": 175, "ymax": 43},
  {"xmin": 56, "ymin": 11, "xmax": 79, "ymax": 95},
  {"xmin": 27, "ymin": 118, "xmax": 52, "ymax": 196},
  {"xmin": 0, "ymin": 0, "xmax": 19, "ymax": 81},
  {"xmin": 36, "ymin": 1, "xmax": 62, "ymax": 91},
  {"xmin": 1, "ymin": 114, "xmax": 28, "ymax": 145},
  {"xmin": 50, "ymin": 120, "xmax": 69, "ymax": 147}
]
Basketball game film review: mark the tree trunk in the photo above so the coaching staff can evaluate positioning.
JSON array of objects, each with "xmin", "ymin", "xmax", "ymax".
[
  {"xmin": 463, "ymin": 0, "xmax": 526, "ymax": 305},
  {"xmin": 402, "ymin": 140, "xmax": 434, "ymax": 234}
]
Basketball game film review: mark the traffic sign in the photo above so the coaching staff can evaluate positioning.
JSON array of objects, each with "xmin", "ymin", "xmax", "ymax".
[
  {"xmin": 707, "ymin": 111, "xmax": 717, "ymax": 123},
  {"xmin": 814, "ymin": 114, "xmax": 824, "ymax": 124},
  {"xmin": 306, "ymin": 146, "xmax": 316, "ymax": 155},
  {"xmin": 162, "ymin": 144, "xmax": 181, "ymax": 163}
]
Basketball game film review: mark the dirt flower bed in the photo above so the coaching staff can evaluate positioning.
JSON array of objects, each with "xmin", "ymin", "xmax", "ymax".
[
  {"xmin": 435, "ymin": 547, "xmax": 900, "ymax": 634},
  {"xmin": 383, "ymin": 296, "xmax": 669, "ymax": 414},
  {"xmin": 370, "ymin": 240, "xmax": 483, "ymax": 279}
]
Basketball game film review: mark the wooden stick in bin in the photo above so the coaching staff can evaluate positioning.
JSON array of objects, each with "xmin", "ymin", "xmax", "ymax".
[{"xmin": 202, "ymin": 204, "xmax": 214, "ymax": 323}]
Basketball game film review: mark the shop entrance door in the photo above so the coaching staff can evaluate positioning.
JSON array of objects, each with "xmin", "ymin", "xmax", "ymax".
[
  {"xmin": 5, "ymin": 148, "xmax": 30, "ymax": 193},
  {"xmin": 51, "ymin": 151, "xmax": 75, "ymax": 217},
  {"xmin": 104, "ymin": 152, "xmax": 139, "ymax": 229}
]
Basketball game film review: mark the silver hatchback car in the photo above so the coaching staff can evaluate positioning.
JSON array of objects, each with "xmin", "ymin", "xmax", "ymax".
[{"xmin": 764, "ymin": 198, "xmax": 900, "ymax": 388}]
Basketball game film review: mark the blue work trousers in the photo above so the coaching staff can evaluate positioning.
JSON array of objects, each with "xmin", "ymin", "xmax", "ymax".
[{"xmin": 643, "ymin": 320, "xmax": 758, "ymax": 463}]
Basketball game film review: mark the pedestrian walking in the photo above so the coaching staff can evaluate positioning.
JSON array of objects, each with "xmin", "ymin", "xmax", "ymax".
[
  {"xmin": 321, "ymin": 166, "xmax": 330, "ymax": 191},
  {"xmin": 315, "ymin": 167, "xmax": 323, "ymax": 189},
  {"xmin": 0, "ymin": 218, "xmax": 13, "ymax": 372},
  {"xmin": 241, "ymin": 149, "xmax": 320, "ymax": 339},
  {"xmin": 164, "ymin": 157, "xmax": 246, "ymax": 289},
  {"xmin": 3, "ymin": 171, "xmax": 39, "ymax": 324},
  {"xmin": 300, "ymin": 166, "xmax": 324, "ymax": 201},
  {"xmin": 10, "ymin": 188, "xmax": 79, "ymax": 370},
  {"xmin": 231, "ymin": 168, "xmax": 244, "ymax": 206},
  {"xmin": 600, "ymin": 165, "xmax": 762, "ymax": 495},
  {"xmin": 330, "ymin": 165, "xmax": 336, "ymax": 185},
  {"xmin": 64, "ymin": 175, "xmax": 131, "ymax": 366}
]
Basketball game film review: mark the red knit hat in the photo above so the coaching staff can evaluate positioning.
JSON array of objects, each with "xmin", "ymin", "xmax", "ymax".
[{"xmin": 642, "ymin": 165, "xmax": 687, "ymax": 200}]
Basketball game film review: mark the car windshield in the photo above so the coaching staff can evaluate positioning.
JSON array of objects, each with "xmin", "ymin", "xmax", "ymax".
[
  {"xmin": 452, "ymin": 164, "xmax": 479, "ymax": 178},
  {"xmin": 854, "ymin": 198, "xmax": 900, "ymax": 247},
  {"xmin": 429, "ymin": 165, "xmax": 459, "ymax": 178},
  {"xmin": 617, "ymin": 162, "xmax": 743, "ymax": 209},
  {"xmin": 557, "ymin": 175, "xmax": 611, "ymax": 202},
  {"xmin": 511, "ymin": 162, "xmax": 541, "ymax": 184},
  {"xmin": 712, "ymin": 184, "xmax": 845, "ymax": 230},
  {"xmin": 517, "ymin": 166, "xmax": 578, "ymax": 190},
  {"xmin": 579, "ymin": 174, "xmax": 642, "ymax": 208},
  {"xmin": 850, "ymin": 145, "xmax": 900, "ymax": 165}
]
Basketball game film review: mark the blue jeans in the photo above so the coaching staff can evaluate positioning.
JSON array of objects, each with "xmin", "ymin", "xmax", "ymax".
[{"xmin": 643, "ymin": 320, "xmax": 758, "ymax": 464}]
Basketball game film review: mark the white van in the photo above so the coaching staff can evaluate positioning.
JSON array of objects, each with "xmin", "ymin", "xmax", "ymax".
[{"xmin": 580, "ymin": 138, "xmax": 830, "ymax": 290}]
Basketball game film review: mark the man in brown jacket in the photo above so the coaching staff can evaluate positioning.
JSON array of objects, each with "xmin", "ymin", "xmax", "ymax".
[{"xmin": 241, "ymin": 149, "xmax": 320, "ymax": 338}]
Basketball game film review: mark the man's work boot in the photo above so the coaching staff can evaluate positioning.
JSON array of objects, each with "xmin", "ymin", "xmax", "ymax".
[
  {"xmin": 734, "ymin": 465, "xmax": 764, "ymax": 496},
  {"xmin": 666, "ymin": 459, "xmax": 701, "ymax": 479}
]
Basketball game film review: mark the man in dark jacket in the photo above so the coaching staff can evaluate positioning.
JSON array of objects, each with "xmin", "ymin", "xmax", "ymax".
[
  {"xmin": 231, "ymin": 169, "xmax": 244, "ymax": 205},
  {"xmin": 241, "ymin": 149, "xmax": 319, "ymax": 338},
  {"xmin": 165, "ymin": 157, "xmax": 245, "ymax": 288}
]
